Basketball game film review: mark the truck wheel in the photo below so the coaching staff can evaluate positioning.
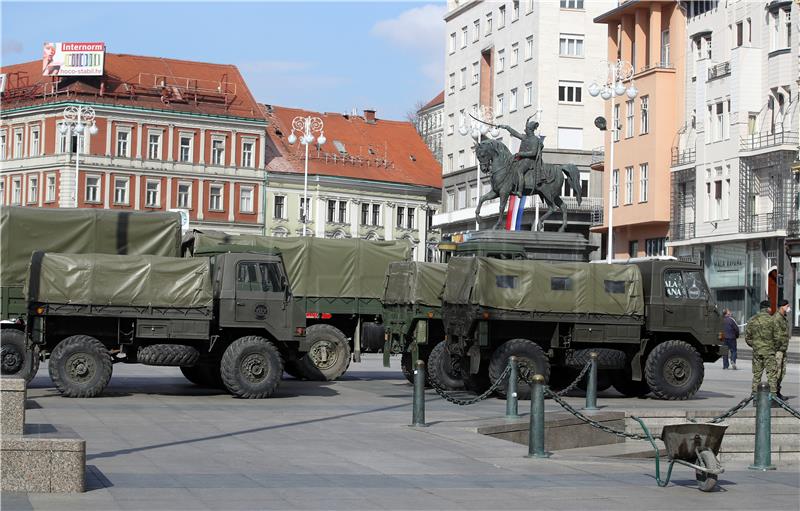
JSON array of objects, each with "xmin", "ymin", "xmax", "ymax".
[
  {"xmin": 400, "ymin": 352, "xmax": 414, "ymax": 384},
  {"xmin": 180, "ymin": 362, "xmax": 223, "ymax": 388},
  {"xmin": 488, "ymin": 339, "xmax": 550, "ymax": 399},
  {"xmin": 296, "ymin": 325, "xmax": 351, "ymax": 381},
  {"xmin": 645, "ymin": 340, "xmax": 704, "ymax": 400},
  {"xmin": 1, "ymin": 329, "xmax": 39, "ymax": 383},
  {"xmin": 427, "ymin": 341, "xmax": 464, "ymax": 390},
  {"xmin": 49, "ymin": 335, "xmax": 112, "ymax": 398},
  {"xmin": 221, "ymin": 336, "xmax": 283, "ymax": 398},
  {"xmin": 566, "ymin": 348, "xmax": 626, "ymax": 370},
  {"xmin": 138, "ymin": 344, "xmax": 200, "ymax": 367}
]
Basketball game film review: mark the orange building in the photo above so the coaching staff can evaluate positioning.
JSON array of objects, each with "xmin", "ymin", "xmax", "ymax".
[{"xmin": 592, "ymin": 1, "xmax": 686, "ymax": 259}]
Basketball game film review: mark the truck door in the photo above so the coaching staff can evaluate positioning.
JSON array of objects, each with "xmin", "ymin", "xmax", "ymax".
[
  {"xmin": 662, "ymin": 268, "xmax": 713, "ymax": 340},
  {"xmin": 234, "ymin": 260, "xmax": 289, "ymax": 331}
]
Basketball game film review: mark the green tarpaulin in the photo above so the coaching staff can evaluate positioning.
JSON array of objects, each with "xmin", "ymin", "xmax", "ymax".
[
  {"xmin": 444, "ymin": 257, "xmax": 644, "ymax": 316},
  {"xmin": 192, "ymin": 232, "xmax": 411, "ymax": 299},
  {"xmin": 383, "ymin": 262, "xmax": 446, "ymax": 307},
  {"xmin": 25, "ymin": 253, "xmax": 212, "ymax": 308},
  {"xmin": 1, "ymin": 207, "xmax": 182, "ymax": 287}
]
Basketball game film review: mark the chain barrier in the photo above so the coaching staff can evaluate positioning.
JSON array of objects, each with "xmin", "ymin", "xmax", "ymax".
[
  {"xmin": 705, "ymin": 394, "xmax": 754, "ymax": 424},
  {"xmin": 516, "ymin": 360, "xmax": 592, "ymax": 398},
  {"xmin": 543, "ymin": 387, "xmax": 649, "ymax": 440},
  {"xmin": 429, "ymin": 364, "xmax": 511, "ymax": 406},
  {"xmin": 771, "ymin": 394, "xmax": 800, "ymax": 420}
]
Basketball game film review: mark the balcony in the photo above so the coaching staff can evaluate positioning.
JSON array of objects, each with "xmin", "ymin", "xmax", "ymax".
[
  {"xmin": 670, "ymin": 222, "xmax": 695, "ymax": 241},
  {"xmin": 740, "ymin": 131, "xmax": 799, "ymax": 152},
  {"xmin": 743, "ymin": 212, "xmax": 787, "ymax": 234},
  {"xmin": 590, "ymin": 146, "xmax": 605, "ymax": 168},
  {"xmin": 590, "ymin": 206, "xmax": 603, "ymax": 226},
  {"xmin": 670, "ymin": 147, "xmax": 696, "ymax": 167},
  {"xmin": 707, "ymin": 61, "xmax": 731, "ymax": 81},
  {"xmin": 788, "ymin": 219, "xmax": 800, "ymax": 238}
]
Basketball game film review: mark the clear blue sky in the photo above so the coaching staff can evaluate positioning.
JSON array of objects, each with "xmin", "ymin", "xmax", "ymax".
[{"xmin": 1, "ymin": 1, "xmax": 446, "ymax": 120}]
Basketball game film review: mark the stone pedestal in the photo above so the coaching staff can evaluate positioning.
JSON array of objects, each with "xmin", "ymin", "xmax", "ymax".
[
  {"xmin": 1, "ymin": 377, "xmax": 25, "ymax": 435},
  {"xmin": 461, "ymin": 230, "xmax": 598, "ymax": 262}
]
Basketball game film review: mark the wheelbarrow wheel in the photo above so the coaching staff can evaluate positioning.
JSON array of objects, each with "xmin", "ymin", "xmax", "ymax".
[{"xmin": 695, "ymin": 450, "xmax": 719, "ymax": 492}]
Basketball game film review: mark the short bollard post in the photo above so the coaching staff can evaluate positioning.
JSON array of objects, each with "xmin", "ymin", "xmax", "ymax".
[
  {"xmin": 410, "ymin": 359, "xmax": 427, "ymax": 427},
  {"xmin": 526, "ymin": 374, "xmax": 551, "ymax": 458},
  {"xmin": 505, "ymin": 356, "xmax": 520, "ymax": 419},
  {"xmin": 748, "ymin": 383, "xmax": 775, "ymax": 471},
  {"xmin": 584, "ymin": 352, "xmax": 599, "ymax": 411}
]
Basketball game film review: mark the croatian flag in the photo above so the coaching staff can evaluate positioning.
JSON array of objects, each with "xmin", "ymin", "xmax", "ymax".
[{"xmin": 505, "ymin": 195, "xmax": 526, "ymax": 231}]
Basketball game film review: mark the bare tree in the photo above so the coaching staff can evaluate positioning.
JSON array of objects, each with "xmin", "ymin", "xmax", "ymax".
[{"xmin": 406, "ymin": 99, "xmax": 428, "ymax": 133}]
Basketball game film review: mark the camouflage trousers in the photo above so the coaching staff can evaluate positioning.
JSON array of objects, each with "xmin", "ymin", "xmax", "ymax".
[
  {"xmin": 776, "ymin": 351, "xmax": 787, "ymax": 391},
  {"xmin": 752, "ymin": 351, "xmax": 778, "ymax": 393}
]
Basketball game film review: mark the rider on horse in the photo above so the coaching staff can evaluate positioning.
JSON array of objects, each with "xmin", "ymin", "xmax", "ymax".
[{"xmin": 497, "ymin": 116, "xmax": 544, "ymax": 198}]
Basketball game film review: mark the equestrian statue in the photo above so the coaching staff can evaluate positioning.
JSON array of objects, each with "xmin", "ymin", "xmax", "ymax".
[{"xmin": 473, "ymin": 116, "xmax": 583, "ymax": 232}]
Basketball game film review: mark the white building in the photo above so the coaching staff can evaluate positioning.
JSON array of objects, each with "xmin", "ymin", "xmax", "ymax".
[
  {"xmin": 668, "ymin": 0, "xmax": 799, "ymax": 326},
  {"xmin": 434, "ymin": 0, "xmax": 615, "ymax": 240},
  {"xmin": 416, "ymin": 91, "xmax": 445, "ymax": 163}
]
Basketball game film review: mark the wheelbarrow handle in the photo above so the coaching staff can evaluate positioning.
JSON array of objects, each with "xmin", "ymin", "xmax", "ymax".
[{"xmin": 631, "ymin": 416, "xmax": 674, "ymax": 488}]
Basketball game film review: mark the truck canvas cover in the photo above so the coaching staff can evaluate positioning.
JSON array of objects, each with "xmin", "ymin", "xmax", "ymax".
[
  {"xmin": 444, "ymin": 257, "xmax": 644, "ymax": 316},
  {"xmin": 192, "ymin": 232, "xmax": 411, "ymax": 299},
  {"xmin": 25, "ymin": 253, "xmax": 212, "ymax": 308},
  {"xmin": 383, "ymin": 262, "xmax": 446, "ymax": 307},
  {"xmin": 1, "ymin": 207, "xmax": 181, "ymax": 287}
]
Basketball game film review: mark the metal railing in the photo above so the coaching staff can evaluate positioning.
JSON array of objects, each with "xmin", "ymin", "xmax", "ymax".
[
  {"xmin": 740, "ymin": 131, "xmax": 799, "ymax": 152},
  {"xmin": 670, "ymin": 147, "xmax": 696, "ymax": 167},
  {"xmin": 590, "ymin": 207, "xmax": 604, "ymax": 226},
  {"xmin": 744, "ymin": 212, "xmax": 787, "ymax": 233},
  {"xmin": 707, "ymin": 61, "xmax": 731, "ymax": 81},
  {"xmin": 670, "ymin": 222, "xmax": 695, "ymax": 241},
  {"xmin": 788, "ymin": 219, "xmax": 800, "ymax": 238}
]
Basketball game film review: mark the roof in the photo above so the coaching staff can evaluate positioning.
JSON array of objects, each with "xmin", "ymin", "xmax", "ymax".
[
  {"xmin": 0, "ymin": 53, "xmax": 263, "ymax": 120},
  {"xmin": 264, "ymin": 105, "xmax": 442, "ymax": 190},
  {"xmin": 419, "ymin": 91, "xmax": 444, "ymax": 112}
]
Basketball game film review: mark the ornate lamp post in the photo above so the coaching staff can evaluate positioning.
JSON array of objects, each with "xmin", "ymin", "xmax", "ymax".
[
  {"xmin": 58, "ymin": 105, "xmax": 98, "ymax": 208},
  {"xmin": 287, "ymin": 116, "xmax": 326, "ymax": 236},
  {"xmin": 587, "ymin": 60, "xmax": 638, "ymax": 263},
  {"xmin": 459, "ymin": 105, "xmax": 498, "ymax": 230}
]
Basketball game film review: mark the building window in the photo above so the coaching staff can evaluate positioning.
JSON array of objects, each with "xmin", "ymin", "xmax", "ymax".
[
  {"xmin": 559, "ymin": 34, "xmax": 584, "ymax": 57},
  {"xmin": 179, "ymin": 134, "xmax": 193, "ymax": 163},
  {"xmin": 56, "ymin": 125, "xmax": 68, "ymax": 153},
  {"xmin": 560, "ymin": 0, "xmax": 584, "ymax": 9},
  {"xmin": 114, "ymin": 177, "xmax": 129, "ymax": 205},
  {"xmin": 612, "ymin": 103, "xmax": 620, "ymax": 141},
  {"xmin": 457, "ymin": 188, "xmax": 467, "ymax": 209},
  {"xmin": 338, "ymin": 201, "xmax": 347, "ymax": 223},
  {"xmin": 497, "ymin": 49, "xmax": 505, "ymax": 73},
  {"xmin": 209, "ymin": 184, "xmax": 223, "ymax": 211},
  {"xmin": 525, "ymin": 35, "xmax": 533, "ymax": 60},
  {"xmin": 27, "ymin": 176, "xmax": 38, "ymax": 204},
  {"xmin": 459, "ymin": 67, "xmax": 467, "ymax": 89},
  {"xmin": 496, "ymin": 93, "xmax": 505, "ymax": 116},
  {"xmin": 12, "ymin": 178, "xmax": 21, "ymax": 205},
  {"xmin": 512, "ymin": 0, "xmax": 519, "ymax": 21},
  {"xmin": 639, "ymin": 163, "xmax": 648, "ymax": 202},
  {"xmin": 470, "ymin": 184, "xmax": 478, "ymax": 206},
  {"xmin": 625, "ymin": 100, "xmax": 634, "ymax": 138},
  {"xmin": 471, "ymin": 61, "xmax": 479, "ymax": 84},
  {"xmin": 509, "ymin": 88, "xmax": 518, "ymax": 112},
  {"xmin": 0, "ymin": 180, "xmax": 4, "ymax": 206},
  {"xmin": 299, "ymin": 197, "xmax": 312, "ymax": 223},
  {"xmin": 0, "ymin": 132, "xmax": 6, "ymax": 160},
  {"xmin": 640, "ymin": 96, "xmax": 649, "ymax": 134},
  {"xmin": 624, "ymin": 166, "xmax": 633, "ymax": 205},
  {"xmin": 498, "ymin": 5, "xmax": 506, "ymax": 28},
  {"xmin": 447, "ymin": 114, "xmax": 454, "ymax": 135},
  {"xmin": 14, "ymin": 129, "xmax": 23, "ymax": 158},
  {"xmin": 372, "ymin": 203, "xmax": 381, "ymax": 226},
  {"xmin": 146, "ymin": 180, "xmax": 160, "ymax": 208},
  {"xmin": 458, "ymin": 149, "xmax": 465, "ymax": 169},
  {"xmin": 661, "ymin": 29, "xmax": 671, "ymax": 66},
  {"xmin": 448, "ymin": 73, "xmax": 455, "ymax": 95},
  {"xmin": 274, "ymin": 195, "xmax": 285, "ymax": 219},
  {"xmin": 446, "ymin": 153, "xmax": 453, "ymax": 173},
  {"xmin": 511, "ymin": 43, "xmax": 519, "ymax": 67},
  {"xmin": 397, "ymin": 206, "xmax": 405, "ymax": 228},
  {"xmin": 147, "ymin": 132, "xmax": 162, "ymax": 160},
  {"xmin": 361, "ymin": 203, "xmax": 369, "ymax": 225},
  {"xmin": 45, "ymin": 174, "xmax": 56, "ymax": 202},
  {"xmin": 327, "ymin": 200, "xmax": 337, "ymax": 223},
  {"xmin": 461, "ymin": 26, "xmax": 468, "ymax": 48},
  {"xmin": 524, "ymin": 83, "xmax": 533, "ymax": 107},
  {"xmin": 116, "ymin": 129, "xmax": 130, "ymax": 157},
  {"xmin": 612, "ymin": 169, "xmax": 619, "ymax": 207},
  {"xmin": 645, "ymin": 238, "xmax": 666, "ymax": 257},
  {"xmin": 449, "ymin": 32, "xmax": 456, "ymax": 53},
  {"xmin": 486, "ymin": 12, "xmax": 492, "ymax": 34},
  {"xmin": 558, "ymin": 82, "xmax": 582, "ymax": 104},
  {"xmin": 211, "ymin": 138, "xmax": 225, "ymax": 166},
  {"xmin": 240, "ymin": 187, "xmax": 253, "ymax": 213},
  {"xmin": 85, "ymin": 175, "xmax": 100, "ymax": 203},
  {"xmin": 629, "ymin": 240, "xmax": 639, "ymax": 257},
  {"xmin": 473, "ymin": 19, "xmax": 480, "ymax": 42},
  {"xmin": 177, "ymin": 182, "xmax": 191, "ymax": 208},
  {"xmin": 241, "ymin": 140, "xmax": 254, "ymax": 168},
  {"xmin": 30, "ymin": 127, "xmax": 40, "ymax": 156},
  {"xmin": 736, "ymin": 21, "xmax": 744, "ymax": 47},
  {"xmin": 406, "ymin": 207, "xmax": 415, "ymax": 229}
]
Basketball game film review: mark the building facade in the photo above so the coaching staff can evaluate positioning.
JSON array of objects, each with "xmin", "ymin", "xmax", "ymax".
[
  {"xmin": 416, "ymin": 91, "xmax": 444, "ymax": 163},
  {"xmin": 434, "ymin": 0, "xmax": 612, "ymax": 241},
  {"xmin": 667, "ymin": 0, "xmax": 799, "ymax": 326}
]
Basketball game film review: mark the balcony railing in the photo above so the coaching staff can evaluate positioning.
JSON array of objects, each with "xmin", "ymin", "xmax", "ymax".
[
  {"xmin": 740, "ymin": 131, "xmax": 799, "ymax": 152},
  {"xmin": 707, "ymin": 61, "xmax": 731, "ymax": 81},
  {"xmin": 670, "ymin": 147, "xmax": 696, "ymax": 167},
  {"xmin": 590, "ymin": 207, "xmax": 603, "ymax": 226},
  {"xmin": 670, "ymin": 222, "xmax": 695, "ymax": 241},
  {"xmin": 787, "ymin": 219, "xmax": 800, "ymax": 238},
  {"xmin": 744, "ymin": 212, "xmax": 787, "ymax": 233},
  {"xmin": 637, "ymin": 62, "xmax": 675, "ymax": 75},
  {"xmin": 590, "ymin": 146, "xmax": 605, "ymax": 166}
]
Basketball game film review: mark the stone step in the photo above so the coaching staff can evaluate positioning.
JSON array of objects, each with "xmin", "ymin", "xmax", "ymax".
[
  {"xmin": 555, "ymin": 439, "xmax": 663, "ymax": 459},
  {"xmin": 625, "ymin": 418, "xmax": 800, "ymax": 435}
]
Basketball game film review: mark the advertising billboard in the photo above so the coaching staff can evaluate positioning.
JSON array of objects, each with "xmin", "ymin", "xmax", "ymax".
[{"xmin": 42, "ymin": 42, "xmax": 105, "ymax": 77}]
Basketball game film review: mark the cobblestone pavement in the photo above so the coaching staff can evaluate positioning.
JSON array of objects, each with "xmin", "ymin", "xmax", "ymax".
[{"xmin": 2, "ymin": 356, "xmax": 798, "ymax": 510}]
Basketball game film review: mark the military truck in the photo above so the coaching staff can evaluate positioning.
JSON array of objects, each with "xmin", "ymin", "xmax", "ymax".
[
  {"xmin": 23, "ymin": 250, "xmax": 307, "ymax": 398},
  {"xmin": 186, "ymin": 231, "xmax": 411, "ymax": 381},
  {"xmin": 381, "ymin": 261, "xmax": 465, "ymax": 388},
  {"xmin": 0, "ymin": 206, "xmax": 182, "ymax": 382},
  {"xmin": 437, "ymin": 257, "xmax": 723, "ymax": 400}
]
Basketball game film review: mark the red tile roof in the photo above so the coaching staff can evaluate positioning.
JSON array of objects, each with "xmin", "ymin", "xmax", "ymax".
[
  {"xmin": 265, "ymin": 105, "xmax": 442, "ymax": 190},
  {"xmin": 0, "ymin": 53, "xmax": 263, "ymax": 119},
  {"xmin": 420, "ymin": 91, "xmax": 444, "ymax": 112}
]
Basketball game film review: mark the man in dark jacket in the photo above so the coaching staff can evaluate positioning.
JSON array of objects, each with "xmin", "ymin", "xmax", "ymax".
[{"xmin": 722, "ymin": 308, "xmax": 740, "ymax": 370}]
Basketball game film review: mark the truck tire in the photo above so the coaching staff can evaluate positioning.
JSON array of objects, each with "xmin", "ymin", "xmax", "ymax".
[
  {"xmin": 296, "ymin": 325, "xmax": 351, "ymax": 381},
  {"xmin": 1, "ymin": 329, "xmax": 39, "ymax": 383},
  {"xmin": 427, "ymin": 341, "xmax": 464, "ymax": 390},
  {"xmin": 48, "ymin": 335, "xmax": 112, "ymax": 398},
  {"xmin": 180, "ymin": 362, "xmax": 223, "ymax": 388},
  {"xmin": 566, "ymin": 348, "xmax": 626, "ymax": 370},
  {"xmin": 645, "ymin": 340, "xmax": 704, "ymax": 400},
  {"xmin": 488, "ymin": 339, "xmax": 550, "ymax": 399},
  {"xmin": 221, "ymin": 336, "xmax": 283, "ymax": 398},
  {"xmin": 400, "ymin": 352, "xmax": 414, "ymax": 384},
  {"xmin": 138, "ymin": 344, "xmax": 199, "ymax": 367}
]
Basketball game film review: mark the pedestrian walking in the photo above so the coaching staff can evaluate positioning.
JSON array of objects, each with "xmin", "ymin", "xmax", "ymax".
[
  {"xmin": 772, "ymin": 299, "xmax": 791, "ymax": 400},
  {"xmin": 721, "ymin": 308, "xmax": 739, "ymax": 370},
  {"xmin": 745, "ymin": 300, "xmax": 778, "ymax": 396}
]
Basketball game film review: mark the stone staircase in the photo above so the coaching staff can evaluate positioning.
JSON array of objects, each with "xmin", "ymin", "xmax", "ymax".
[{"xmin": 0, "ymin": 378, "xmax": 86, "ymax": 492}]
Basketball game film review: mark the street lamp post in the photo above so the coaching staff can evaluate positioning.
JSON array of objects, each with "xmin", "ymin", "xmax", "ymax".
[
  {"xmin": 58, "ymin": 105, "xmax": 98, "ymax": 208},
  {"xmin": 287, "ymin": 116, "xmax": 326, "ymax": 237},
  {"xmin": 587, "ymin": 60, "xmax": 638, "ymax": 263},
  {"xmin": 460, "ymin": 106, "xmax": 498, "ymax": 230}
]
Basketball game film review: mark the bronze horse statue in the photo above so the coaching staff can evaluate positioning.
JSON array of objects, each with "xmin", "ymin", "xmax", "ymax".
[{"xmin": 474, "ymin": 138, "xmax": 583, "ymax": 231}]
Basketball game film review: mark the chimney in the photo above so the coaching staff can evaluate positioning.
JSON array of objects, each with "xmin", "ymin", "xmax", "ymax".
[{"xmin": 364, "ymin": 109, "xmax": 376, "ymax": 124}]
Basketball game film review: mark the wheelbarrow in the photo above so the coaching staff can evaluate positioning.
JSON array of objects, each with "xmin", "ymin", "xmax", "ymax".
[{"xmin": 632, "ymin": 417, "xmax": 728, "ymax": 492}]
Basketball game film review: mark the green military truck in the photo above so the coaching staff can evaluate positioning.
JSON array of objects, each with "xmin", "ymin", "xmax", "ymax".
[
  {"xmin": 23, "ymin": 251, "xmax": 307, "ymax": 398},
  {"xmin": 187, "ymin": 231, "xmax": 411, "ymax": 381},
  {"xmin": 437, "ymin": 257, "xmax": 723, "ymax": 400},
  {"xmin": 381, "ymin": 261, "xmax": 464, "ymax": 388},
  {"xmin": 1, "ymin": 206, "xmax": 182, "ymax": 381}
]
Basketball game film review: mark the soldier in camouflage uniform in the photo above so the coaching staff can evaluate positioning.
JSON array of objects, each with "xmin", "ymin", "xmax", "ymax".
[
  {"xmin": 746, "ymin": 300, "xmax": 778, "ymax": 394},
  {"xmin": 772, "ymin": 299, "xmax": 791, "ymax": 400}
]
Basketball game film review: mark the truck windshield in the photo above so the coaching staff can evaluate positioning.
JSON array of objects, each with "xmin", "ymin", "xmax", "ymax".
[
  {"xmin": 664, "ymin": 269, "xmax": 709, "ymax": 300},
  {"xmin": 237, "ymin": 262, "xmax": 285, "ymax": 293}
]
